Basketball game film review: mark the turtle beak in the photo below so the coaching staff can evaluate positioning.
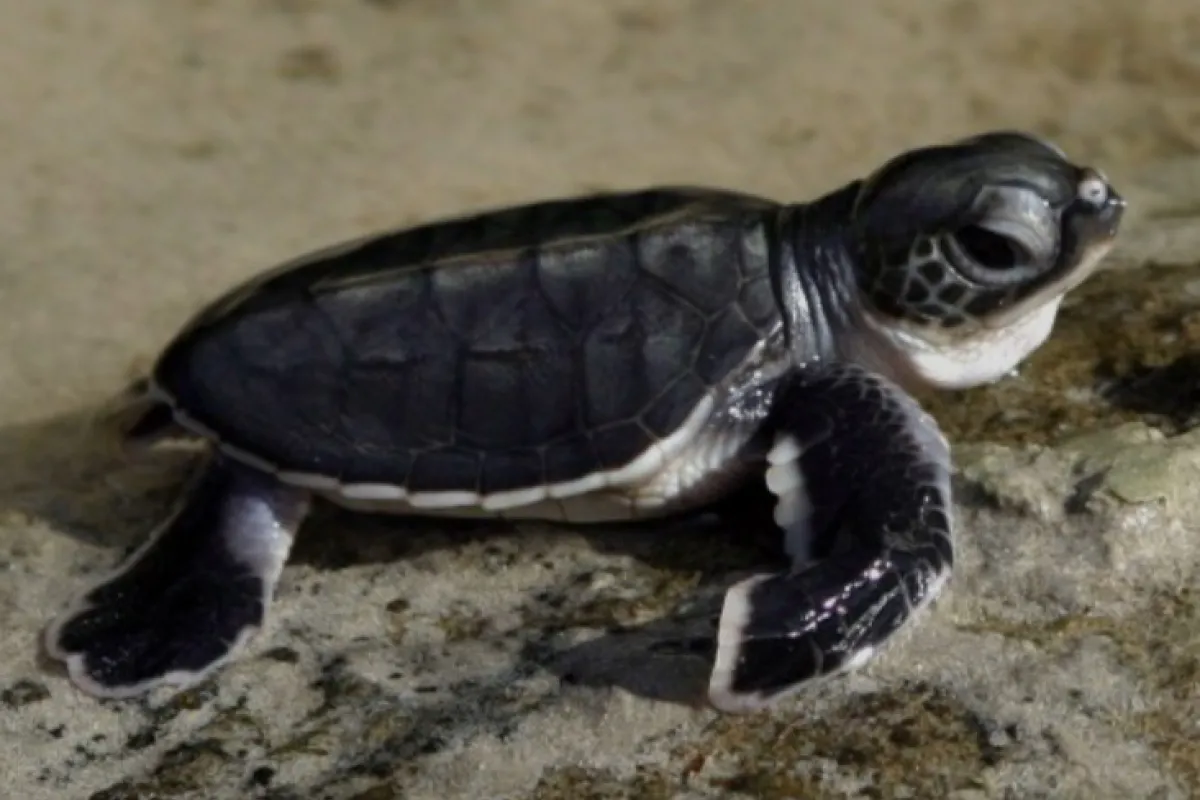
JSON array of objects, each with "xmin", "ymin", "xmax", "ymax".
[
  {"xmin": 1076, "ymin": 167, "xmax": 1126, "ymax": 240},
  {"xmin": 1098, "ymin": 187, "xmax": 1126, "ymax": 238}
]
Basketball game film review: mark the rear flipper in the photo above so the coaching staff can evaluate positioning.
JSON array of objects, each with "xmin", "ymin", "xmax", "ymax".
[
  {"xmin": 44, "ymin": 456, "xmax": 312, "ymax": 699},
  {"xmin": 708, "ymin": 363, "xmax": 954, "ymax": 713}
]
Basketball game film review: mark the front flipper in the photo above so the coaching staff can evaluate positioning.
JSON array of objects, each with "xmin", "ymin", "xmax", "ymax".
[
  {"xmin": 44, "ymin": 456, "xmax": 312, "ymax": 699},
  {"xmin": 708, "ymin": 363, "xmax": 954, "ymax": 713}
]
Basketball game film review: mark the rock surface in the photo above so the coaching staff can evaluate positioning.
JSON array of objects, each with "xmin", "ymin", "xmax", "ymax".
[{"xmin": 3, "ymin": 2, "xmax": 1200, "ymax": 798}]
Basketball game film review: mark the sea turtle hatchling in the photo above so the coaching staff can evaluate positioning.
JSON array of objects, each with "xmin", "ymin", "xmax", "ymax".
[{"xmin": 44, "ymin": 131, "xmax": 1124, "ymax": 713}]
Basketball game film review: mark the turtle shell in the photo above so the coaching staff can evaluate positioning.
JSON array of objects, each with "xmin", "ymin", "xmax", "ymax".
[{"xmin": 151, "ymin": 187, "xmax": 784, "ymax": 498}]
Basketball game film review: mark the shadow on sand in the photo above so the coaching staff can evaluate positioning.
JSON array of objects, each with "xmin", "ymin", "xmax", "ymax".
[{"xmin": 0, "ymin": 400, "xmax": 788, "ymax": 707}]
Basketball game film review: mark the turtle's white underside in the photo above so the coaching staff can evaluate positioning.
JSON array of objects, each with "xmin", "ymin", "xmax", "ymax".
[
  {"xmin": 145, "ymin": 340, "xmax": 791, "ymax": 525},
  {"xmin": 168, "ymin": 376, "xmax": 764, "ymax": 527},
  {"xmin": 322, "ymin": 402, "xmax": 758, "ymax": 523}
]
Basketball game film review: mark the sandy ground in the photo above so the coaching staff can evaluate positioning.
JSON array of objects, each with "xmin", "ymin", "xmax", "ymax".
[{"xmin": 4, "ymin": 1, "xmax": 1200, "ymax": 798}]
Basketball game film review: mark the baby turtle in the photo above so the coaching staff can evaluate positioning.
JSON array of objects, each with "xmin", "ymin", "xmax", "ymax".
[{"xmin": 45, "ymin": 131, "xmax": 1124, "ymax": 713}]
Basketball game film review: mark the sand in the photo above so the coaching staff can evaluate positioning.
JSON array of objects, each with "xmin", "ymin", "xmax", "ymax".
[{"xmin": 3, "ymin": 1, "xmax": 1200, "ymax": 798}]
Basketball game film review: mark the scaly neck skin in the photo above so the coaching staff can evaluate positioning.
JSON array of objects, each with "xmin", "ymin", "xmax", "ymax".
[
  {"xmin": 770, "ymin": 183, "xmax": 870, "ymax": 374},
  {"xmin": 772, "ymin": 184, "xmax": 1076, "ymax": 396}
]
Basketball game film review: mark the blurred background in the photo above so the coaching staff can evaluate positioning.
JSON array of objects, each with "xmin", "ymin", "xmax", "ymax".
[{"xmin": 3, "ymin": 0, "xmax": 1199, "ymax": 420}]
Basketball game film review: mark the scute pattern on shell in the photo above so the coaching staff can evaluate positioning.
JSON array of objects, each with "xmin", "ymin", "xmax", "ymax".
[{"xmin": 152, "ymin": 189, "xmax": 784, "ymax": 495}]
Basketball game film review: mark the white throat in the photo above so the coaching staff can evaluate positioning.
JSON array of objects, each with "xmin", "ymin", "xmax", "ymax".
[{"xmin": 843, "ymin": 297, "xmax": 1063, "ymax": 392}]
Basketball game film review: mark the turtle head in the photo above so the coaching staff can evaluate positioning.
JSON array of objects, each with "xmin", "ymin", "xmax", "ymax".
[{"xmin": 843, "ymin": 130, "xmax": 1124, "ymax": 390}]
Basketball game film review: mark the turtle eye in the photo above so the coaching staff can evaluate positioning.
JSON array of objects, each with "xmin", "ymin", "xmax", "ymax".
[
  {"xmin": 943, "ymin": 184, "xmax": 1058, "ymax": 286},
  {"xmin": 954, "ymin": 225, "xmax": 1032, "ymax": 271},
  {"xmin": 941, "ymin": 218, "xmax": 1048, "ymax": 288}
]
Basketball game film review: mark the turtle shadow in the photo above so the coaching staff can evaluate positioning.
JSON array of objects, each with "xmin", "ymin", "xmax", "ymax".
[
  {"xmin": 1096, "ymin": 351, "xmax": 1200, "ymax": 434},
  {"xmin": 296, "ymin": 485, "xmax": 788, "ymax": 706},
  {"xmin": 295, "ymin": 496, "xmax": 785, "ymax": 707},
  {"xmin": 290, "ymin": 480, "xmax": 782, "ymax": 569},
  {"xmin": 0, "ymin": 404, "xmax": 200, "ymax": 551},
  {"xmin": 0, "ymin": 400, "xmax": 782, "ymax": 570},
  {"xmin": 290, "ymin": 486, "xmax": 786, "ymax": 702},
  {"xmin": 0, "ymin": 402, "xmax": 517, "ymax": 566},
  {"xmin": 520, "ymin": 584, "xmax": 732, "ymax": 706},
  {"xmin": 513, "ymin": 487, "xmax": 786, "ymax": 705},
  {"xmin": 1, "ymin": 403, "xmax": 789, "ymax": 708}
]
